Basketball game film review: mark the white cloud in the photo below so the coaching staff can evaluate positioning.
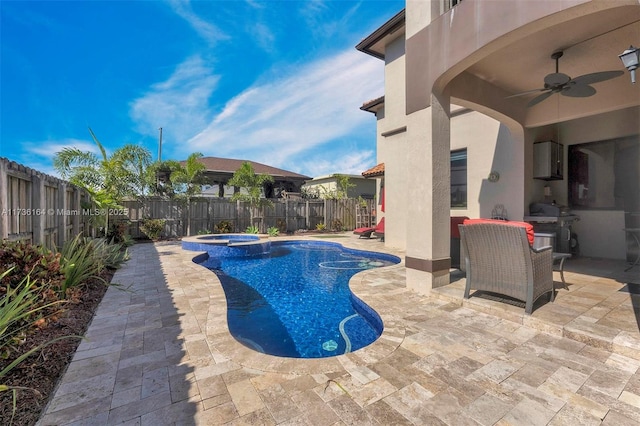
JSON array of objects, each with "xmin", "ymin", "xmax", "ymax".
[
  {"xmin": 184, "ymin": 49, "xmax": 383, "ymax": 174},
  {"xmin": 26, "ymin": 139, "xmax": 99, "ymax": 158},
  {"xmin": 297, "ymin": 149, "xmax": 375, "ymax": 177},
  {"xmin": 129, "ymin": 55, "xmax": 219, "ymax": 144},
  {"xmin": 168, "ymin": 0, "xmax": 229, "ymax": 45},
  {"xmin": 20, "ymin": 139, "xmax": 100, "ymax": 178}
]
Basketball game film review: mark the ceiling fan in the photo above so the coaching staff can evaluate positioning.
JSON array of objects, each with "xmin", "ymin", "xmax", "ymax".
[{"xmin": 506, "ymin": 51, "xmax": 624, "ymax": 107}]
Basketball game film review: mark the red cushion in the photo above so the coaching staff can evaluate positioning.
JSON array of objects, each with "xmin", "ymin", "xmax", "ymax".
[
  {"xmin": 450, "ymin": 216, "xmax": 468, "ymax": 239},
  {"xmin": 375, "ymin": 217, "xmax": 385, "ymax": 233},
  {"xmin": 462, "ymin": 218, "xmax": 535, "ymax": 246},
  {"xmin": 353, "ymin": 227, "xmax": 374, "ymax": 234}
]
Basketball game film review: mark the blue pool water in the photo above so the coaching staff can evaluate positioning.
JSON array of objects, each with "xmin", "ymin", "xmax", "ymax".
[{"xmin": 196, "ymin": 241, "xmax": 400, "ymax": 358}]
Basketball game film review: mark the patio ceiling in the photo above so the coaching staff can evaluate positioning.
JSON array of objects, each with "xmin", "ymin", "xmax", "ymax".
[{"xmin": 461, "ymin": 6, "xmax": 640, "ymax": 128}]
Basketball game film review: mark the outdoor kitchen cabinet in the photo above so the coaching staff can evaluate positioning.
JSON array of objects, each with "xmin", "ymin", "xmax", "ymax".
[{"xmin": 533, "ymin": 141, "xmax": 563, "ymax": 180}]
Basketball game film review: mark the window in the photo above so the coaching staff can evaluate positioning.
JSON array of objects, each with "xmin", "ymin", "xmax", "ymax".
[
  {"xmin": 568, "ymin": 136, "xmax": 639, "ymax": 210},
  {"xmin": 451, "ymin": 149, "xmax": 467, "ymax": 208}
]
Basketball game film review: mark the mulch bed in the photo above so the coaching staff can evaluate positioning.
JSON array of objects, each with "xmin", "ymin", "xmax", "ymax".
[{"xmin": 0, "ymin": 270, "xmax": 113, "ymax": 426}]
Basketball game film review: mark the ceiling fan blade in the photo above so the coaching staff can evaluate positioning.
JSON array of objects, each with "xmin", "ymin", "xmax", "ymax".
[
  {"xmin": 505, "ymin": 88, "xmax": 548, "ymax": 99},
  {"xmin": 544, "ymin": 72, "xmax": 571, "ymax": 86},
  {"xmin": 571, "ymin": 70, "xmax": 624, "ymax": 85},
  {"xmin": 562, "ymin": 84, "xmax": 596, "ymax": 98},
  {"xmin": 527, "ymin": 91, "xmax": 554, "ymax": 107}
]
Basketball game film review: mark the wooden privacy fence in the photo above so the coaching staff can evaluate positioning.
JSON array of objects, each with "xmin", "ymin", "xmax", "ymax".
[
  {"xmin": 118, "ymin": 197, "xmax": 376, "ymax": 238},
  {"xmin": 0, "ymin": 158, "xmax": 93, "ymax": 249},
  {"xmin": 0, "ymin": 158, "xmax": 378, "ymax": 244}
]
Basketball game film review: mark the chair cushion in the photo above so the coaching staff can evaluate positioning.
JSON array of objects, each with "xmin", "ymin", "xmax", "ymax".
[
  {"xmin": 353, "ymin": 227, "xmax": 374, "ymax": 234},
  {"xmin": 463, "ymin": 218, "xmax": 535, "ymax": 246}
]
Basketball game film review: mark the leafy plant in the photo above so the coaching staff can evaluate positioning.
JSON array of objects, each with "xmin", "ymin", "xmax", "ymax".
[
  {"xmin": 267, "ymin": 226, "xmax": 279, "ymax": 237},
  {"xmin": 0, "ymin": 241, "xmax": 65, "ymax": 297},
  {"xmin": 245, "ymin": 225, "xmax": 259, "ymax": 234},
  {"xmin": 85, "ymin": 238, "xmax": 128, "ymax": 270},
  {"xmin": 107, "ymin": 219, "xmax": 131, "ymax": 244},
  {"xmin": 57, "ymin": 235, "xmax": 105, "ymax": 297},
  {"xmin": 214, "ymin": 220, "xmax": 233, "ymax": 233},
  {"xmin": 139, "ymin": 218, "xmax": 166, "ymax": 240},
  {"xmin": 0, "ymin": 270, "xmax": 78, "ymax": 425},
  {"xmin": 0, "ymin": 269, "xmax": 65, "ymax": 358},
  {"xmin": 197, "ymin": 229, "xmax": 211, "ymax": 235},
  {"xmin": 316, "ymin": 222, "xmax": 326, "ymax": 231},
  {"xmin": 300, "ymin": 187, "xmax": 320, "ymax": 199},
  {"xmin": 330, "ymin": 218, "xmax": 343, "ymax": 232},
  {"xmin": 276, "ymin": 219, "xmax": 287, "ymax": 233}
]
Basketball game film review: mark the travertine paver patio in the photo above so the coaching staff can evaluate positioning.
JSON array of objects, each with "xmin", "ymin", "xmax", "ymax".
[{"xmin": 38, "ymin": 234, "xmax": 640, "ymax": 425}]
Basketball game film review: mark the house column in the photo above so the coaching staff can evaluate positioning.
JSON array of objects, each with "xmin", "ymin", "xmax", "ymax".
[{"xmin": 405, "ymin": 94, "xmax": 451, "ymax": 295}]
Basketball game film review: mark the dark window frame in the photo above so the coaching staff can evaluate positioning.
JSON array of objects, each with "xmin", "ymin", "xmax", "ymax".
[{"xmin": 451, "ymin": 149, "xmax": 467, "ymax": 208}]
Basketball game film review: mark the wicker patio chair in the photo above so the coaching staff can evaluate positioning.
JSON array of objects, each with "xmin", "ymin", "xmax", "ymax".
[{"xmin": 459, "ymin": 221, "xmax": 554, "ymax": 314}]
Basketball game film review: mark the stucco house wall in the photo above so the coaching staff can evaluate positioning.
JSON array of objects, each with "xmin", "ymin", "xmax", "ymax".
[{"xmin": 360, "ymin": 1, "xmax": 638, "ymax": 296}]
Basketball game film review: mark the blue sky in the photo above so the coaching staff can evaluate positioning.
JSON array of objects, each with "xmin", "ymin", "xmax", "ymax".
[{"xmin": 1, "ymin": 0, "xmax": 404, "ymax": 178}]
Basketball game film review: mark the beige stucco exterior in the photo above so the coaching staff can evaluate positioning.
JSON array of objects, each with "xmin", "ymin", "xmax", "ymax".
[{"xmin": 359, "ymin": 0, "xmax": 640, "ymax": 295}]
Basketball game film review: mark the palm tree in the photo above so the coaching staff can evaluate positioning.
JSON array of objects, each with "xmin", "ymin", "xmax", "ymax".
[
  {"xmin": 228, "ymin": 162, "xmax": 274, "ymax": 230},
  {"xmin": 53, "ymin": 128, "xmax": 152, "ymax": 235},
  {"xmin": 170, "ymin": 153, "xmax": 207, "ymax": 197},
  {"xmin": 53, "ymin": 127, "xmax": 152, "ymax": 199},
  {"xmin": 170, "ymin": 153, "xmax": 207, "ymax": 236}
]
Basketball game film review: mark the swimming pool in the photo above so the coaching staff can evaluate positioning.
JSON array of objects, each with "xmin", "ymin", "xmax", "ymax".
[{"xmin": 193, "ymin": 240, "xmax": 400, "ymax": 358}]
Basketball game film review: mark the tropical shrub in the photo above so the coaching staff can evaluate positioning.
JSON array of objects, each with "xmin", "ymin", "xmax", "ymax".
[
  {"xmin": 0, "ymin": 269, "xmax": 66, "ymax": 360},
  {"xmin": 139, "ymin": 218, "xmax": 165, "ymax": 240},
  {"xmin": 267, "ymin": 227, "xmax": 279, "ymax": 237},
  {"xmin": 214, "ymin": 220, "xmax": 233, "ymax": 233},
  {"xmin": 87, "ymin": 238, "xmax": 129, "ymax": 270},
  {"xmin": 0, "ymin": 241, "xmax": 64, "ymax": 297},
  {"xmin": 245, "ymin": 225, "xmax": 259, "ymax": 234},
  {"xmin": 107, "ymin": 219, "xmax": 131, "ymax": 244},
  {"xmin": 57, "ymin": 236, "xmax": 105, "ymax": 297},
  {"xmin": 316, "ymin": 222, "xmax": 326, "ymax": 231},
  {"xmin": 0, "ymin": 269, "xmax": 78, "ymax": 425},
  {"xmin": 330, "ymin": 219, "xmax": 343, "ymax": 232}
]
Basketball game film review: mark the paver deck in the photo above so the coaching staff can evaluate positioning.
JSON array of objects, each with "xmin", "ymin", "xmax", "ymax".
[{"xmin": 38, "ymin": 234, "xmax": 640, "ymax": 425}]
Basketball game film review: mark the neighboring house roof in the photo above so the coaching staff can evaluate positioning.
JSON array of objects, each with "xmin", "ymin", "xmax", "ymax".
[
  {"xmin": 188, "ymin": 157, "xmax": 311, "ymax": 180},
  {"xmin": 362, "ymin": 163, "xmax": 385, "ymax": 178}
]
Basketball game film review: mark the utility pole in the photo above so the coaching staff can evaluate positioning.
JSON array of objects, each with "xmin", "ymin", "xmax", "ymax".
[{"xmin": 158, "ymin": 127, "xmax": 163, "ymax": 162}]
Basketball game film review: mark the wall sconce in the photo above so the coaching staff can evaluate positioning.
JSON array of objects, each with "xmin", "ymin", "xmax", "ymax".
[
  {"xmin": 488, "ymin": 171, "xmax": 500, "ymax": 182},
  {"xmin": 619, "ymin": 45, "xmax": 639, "ymax": 84}
]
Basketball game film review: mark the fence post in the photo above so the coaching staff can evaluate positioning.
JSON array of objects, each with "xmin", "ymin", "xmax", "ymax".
[
  {"xmin": 207, "ymin": 198, "xmax": 213, "ymax": 232},
  {"xmin": 72, "ymin": 188, "xmax": 80, "ymax": 237},
  {"xmin": 304, "ymin": 200, "xmax": 308, "ymax": 230},
  {"xmin": 0, "ymin": 159, "xmax": 8, "ymax": 240},
  {"xmin": 57, "ymin": 181, "xmax": 68, "ymax": 246},
  {"xmin": 31, "ymin": 173, "xmax": 45, "ymax": 245},
  {"xmin": 236, "ymin": 200, "xmax": 241, "ymax": 232},
  {"xmin": 285, "ymin": 198, "xmax": 289, "ymax": 233},
  {"xmin": 323, "ymin": 198, "xmax": 327, "ymax": 228}
]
